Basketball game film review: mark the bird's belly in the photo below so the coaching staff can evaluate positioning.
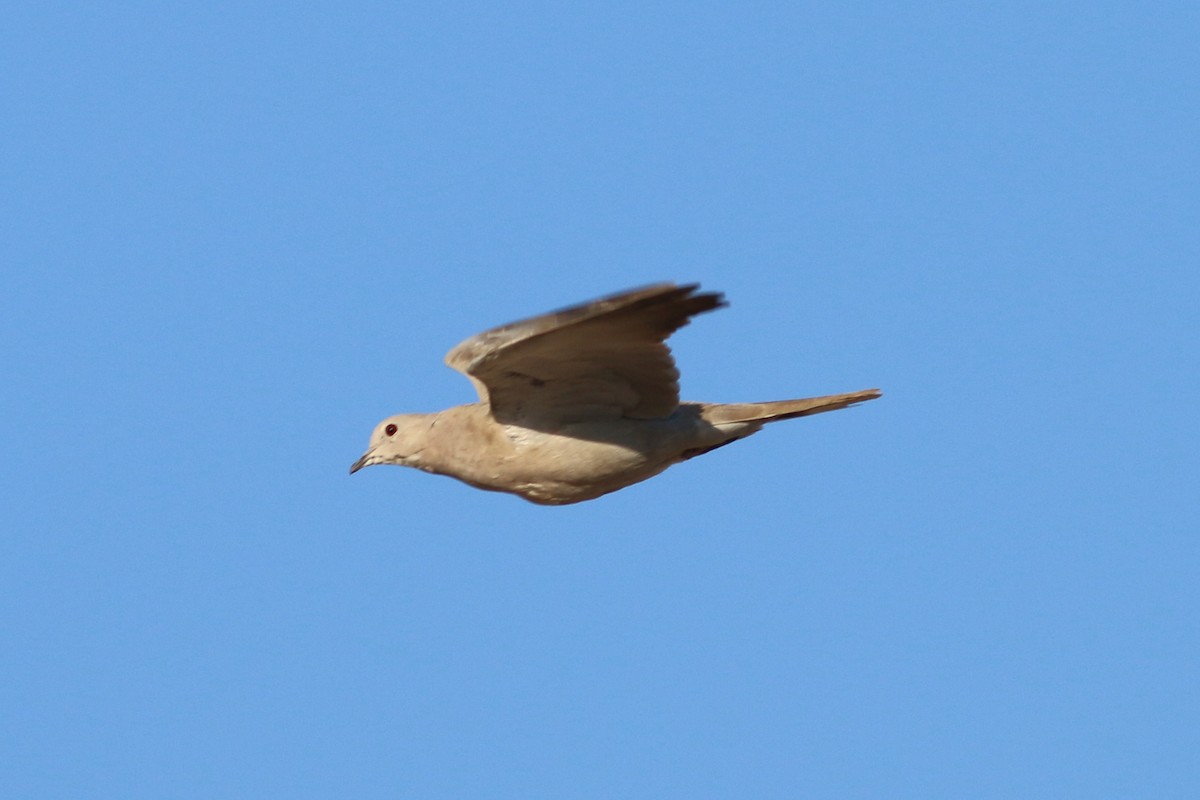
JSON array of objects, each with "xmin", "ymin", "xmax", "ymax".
[
  {"xmin": 424, "ymin": 416, "xmax": 693, "ymax": 505},
  {"xmin": 499, "ymin": 427, "xmax": 669, "ymax": 504}
]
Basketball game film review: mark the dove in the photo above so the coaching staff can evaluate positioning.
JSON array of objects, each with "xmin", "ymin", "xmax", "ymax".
[{"xmin": 351, "ymin": 283, "xmax": 880, "ymax": 504}]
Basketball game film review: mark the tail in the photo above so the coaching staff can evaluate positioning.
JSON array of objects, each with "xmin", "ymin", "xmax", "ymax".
[{"xmin": 701, "ymin": 388, "xmax": 882, "ymax": 425}]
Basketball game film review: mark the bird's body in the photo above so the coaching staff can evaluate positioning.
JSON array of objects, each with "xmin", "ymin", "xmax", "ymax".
[
  {"xmin": 352, "ymin": 283, "xmax": 880, "ymax": 504},
  {"xmin": 374, "ymin": 402, "xmax": 738, "ymax": 505}
]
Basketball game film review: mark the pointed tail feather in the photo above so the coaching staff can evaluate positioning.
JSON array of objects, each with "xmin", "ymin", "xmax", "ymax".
[{"xmin": 702, "ymin": 388, "xmax": 882, "ymax": 425}]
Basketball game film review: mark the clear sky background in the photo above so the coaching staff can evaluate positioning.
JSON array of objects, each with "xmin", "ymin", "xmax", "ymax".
[{"xmin": 3, "ymin": 2, "xmax": 1197, "ymax": 797}]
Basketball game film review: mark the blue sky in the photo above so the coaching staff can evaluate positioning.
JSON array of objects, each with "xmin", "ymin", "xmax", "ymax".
[{"xmin": 3, "ymin": 2, "xmax": 1197, "ymax": 797}]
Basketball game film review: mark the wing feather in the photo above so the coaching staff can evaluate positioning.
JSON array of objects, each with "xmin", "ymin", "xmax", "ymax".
[{"xmin": 445, "ymin": 283, "xmax": 726, "ymax": 424}]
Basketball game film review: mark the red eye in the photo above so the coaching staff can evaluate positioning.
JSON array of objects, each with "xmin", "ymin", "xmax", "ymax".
[{"xmin": 385, "ymin": 424, "xmax": 398, "ymax": 436}]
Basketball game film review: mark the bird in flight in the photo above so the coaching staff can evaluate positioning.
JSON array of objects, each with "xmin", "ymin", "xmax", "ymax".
[{"xmin": 351, "ymin": 283, "xmax": 880, "ymax": 504}]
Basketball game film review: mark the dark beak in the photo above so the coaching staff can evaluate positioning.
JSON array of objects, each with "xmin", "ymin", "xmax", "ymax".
[{"xmin": 349, "ymin": 453, "xmax": 371, "ymax": 475}]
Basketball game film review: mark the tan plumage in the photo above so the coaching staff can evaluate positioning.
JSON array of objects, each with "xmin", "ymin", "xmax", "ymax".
[{"xmin": 351, "ymin": 283, "xmax": 880, "ymax": 504}]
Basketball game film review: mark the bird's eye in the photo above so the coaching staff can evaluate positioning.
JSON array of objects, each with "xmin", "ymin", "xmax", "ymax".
[{"xmin": 385, "ymin": 424, "xmax": 398, "ymax": 436}]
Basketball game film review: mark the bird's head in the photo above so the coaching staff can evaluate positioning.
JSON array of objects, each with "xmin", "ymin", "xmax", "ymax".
[{"xmin": 349, "ymin": 414, "xmax": 430, "ymax": 474}]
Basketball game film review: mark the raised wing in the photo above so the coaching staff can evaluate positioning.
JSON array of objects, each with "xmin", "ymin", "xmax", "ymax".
[{"xmin": 445, "ymin": 283, "xmax": 726, "ymax": 424}]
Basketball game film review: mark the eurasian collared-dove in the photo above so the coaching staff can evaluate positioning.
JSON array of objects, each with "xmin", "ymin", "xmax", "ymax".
[{"xmin": 351, "ymin": 283, "xmax": 880, "ymax": 504}]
